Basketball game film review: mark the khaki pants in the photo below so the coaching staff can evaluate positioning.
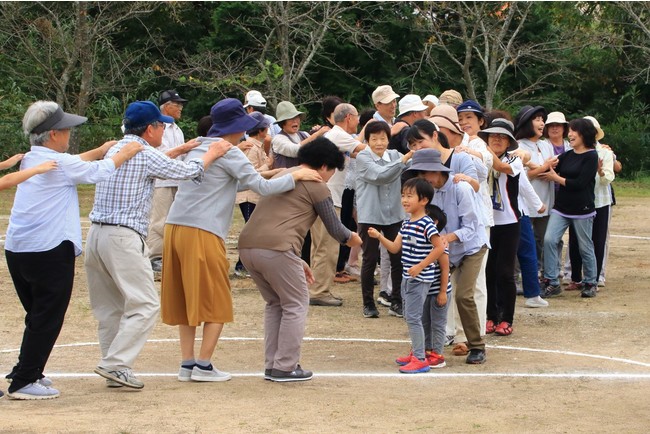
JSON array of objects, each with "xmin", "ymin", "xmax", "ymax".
[
  {"xmin": 309, "ymin": 208, "xmax": 341, "ymax": 300},
  {"xmin": 85, "ymin": 224, "xmax": 160, "ymax": 370},
  {"xmin": 450, "ymin": 246, "xmax": 487, "ymax": 351},
  {"xmin": 146, "ymin": 186, "xmax": 177, "ymax": 260}
]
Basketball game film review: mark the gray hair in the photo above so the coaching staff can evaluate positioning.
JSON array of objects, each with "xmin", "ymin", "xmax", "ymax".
[
  {"xmin": 23, "ymin": 100, "xmax": 59, "ymax": 146},
  {"xmin": 333, "ymin": 103, "xmax": 356, "ymax": 124}
]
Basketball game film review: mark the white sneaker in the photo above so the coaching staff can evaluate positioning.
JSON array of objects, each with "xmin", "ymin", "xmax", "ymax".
[
  {"xmin": 8, "ymin": 382, "xmax": 59, "ymax": 400},
  {"xmin": 178, "ymin": 365, "xmax": 193, "ymax": 382},
  {"xmin": 94, "ymin": 366, "xmax": 144, "ymax": 389},
  {"xmin": 190, "ymin": 365, "xmax": 232, "ymax": 382},
  {"xmin": 344, "ymin": 264, "xmax": 360, "ymax": 276},
  {"xmin": 525, "ymin": 296, "xmax": 549, "ymax": 308}
]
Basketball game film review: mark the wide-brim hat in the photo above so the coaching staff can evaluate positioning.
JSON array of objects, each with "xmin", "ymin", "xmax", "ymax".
[
  {"xmin": 30, "ymin": 105, "xmax": 87, "ymax": 134},
  {"xmin": 207, "ymin": 98, "xmax": 259, "ymax": 137},
  {"xmin": 404, "ymin": 148, "xmax": 451, "ymax": 174},
  {"xmin": 438, "ymin": 89, "xmax": 463, "ymax": 107},
  {"xmin": 478, "ymin": 118, "xmax": 518, "ymax": 151},
  {"xmin": 515, "ymin": 105, "xmax": 547, "ymax": 131},
  {"xmin": 274, "ymin": 101, "xmax": 305, "ymax": 124},
  {"xmin": 545, "ymin": 111, "xmax": 568, "ymax": 126},
  {"xmin": 583, "ymin": 115, "xmax": 605, "ymax": 141},
  {"xmin": 429, "ymin": 104, "xmax": 463, "ymax": 135},
  {"xmin": 247, "ymin": 111, "xmax": 271, "ymax": 133},
  {"xmin": 398, "ymin": 94, "xmax": 428, "ymax": 117}
]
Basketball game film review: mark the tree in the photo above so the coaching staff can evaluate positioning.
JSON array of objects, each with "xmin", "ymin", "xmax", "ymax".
[
  {"xmin": 0, "ymin": 1, "xmax": 162, "ymax": 152},
  {"xmin": 415, "ymin": 1, "xmax": 574, "ymax": 109}
]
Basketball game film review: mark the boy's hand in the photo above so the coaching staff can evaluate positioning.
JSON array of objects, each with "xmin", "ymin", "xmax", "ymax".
[
  {"xmin": 33, "ymin": 160, "xmax": 57, "ymax": 174},
  {"xmin": 436, "ymin": 291, "xmax": 447, "ymax": 307},
  {"xmin": 407, "ymin": 264, "xmax": 424, "ymax": 278},
  {"xmin": 367, "ymin": 227, "xmax": 380, "ymax": 239}
]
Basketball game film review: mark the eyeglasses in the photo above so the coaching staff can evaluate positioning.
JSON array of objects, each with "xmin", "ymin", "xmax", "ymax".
[{"xmin": 151, "ymin": 121, "xmax": 166, "ymax": 130}]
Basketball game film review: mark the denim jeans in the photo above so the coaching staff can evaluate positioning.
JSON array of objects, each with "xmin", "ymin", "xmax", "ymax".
[
  {"xmin": 401, "ymin": 278, "xmax": 429, "ymax": 360},
  {"xmin": 517, "ymin": 216, "xmax": 541, "ymax": 298},
  {"xmin": 543, "ymin": 212, "xmax": 596, "ymax": 286}
]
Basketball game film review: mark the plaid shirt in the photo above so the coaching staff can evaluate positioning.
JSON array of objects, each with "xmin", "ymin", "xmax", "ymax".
[{"xmin": 89, "ymin": 135, "xmax": 204, "ymax": 236}]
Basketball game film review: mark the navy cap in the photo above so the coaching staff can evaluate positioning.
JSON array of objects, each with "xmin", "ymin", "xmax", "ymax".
[
  {"xmin": 208, "ymin": 98, "xmax": 259, "ymax": 137},
  {"xmin": 123, "ymin": 101, "xmax": 174, "ymax": 129},
  {"xmin": 247, "ymin": 111, "xmax": 271, "ymax": 134},
  {"xmin": 457, "ymin": 100, "xmax": 484, "ymax": 114},
  {"xmin": 159, "ymin": 89, "xmax": 188, "ymax": 105}
]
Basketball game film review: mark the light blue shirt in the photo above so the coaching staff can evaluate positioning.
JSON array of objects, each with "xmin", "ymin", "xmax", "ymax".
[
  {"xmin": 166, "ymin": 140, "xmax": 295, "ymax": 240},
  {"xmin": 432, "ymin": 174, "xmax": 489, "ymax": 267},
  {"xmin": 6, "ymin": 146, "xmax": 117, "ymax": 255},
  {"xmin": 355, "ymin": 148, "xmax": 405, "ymax": 225}
]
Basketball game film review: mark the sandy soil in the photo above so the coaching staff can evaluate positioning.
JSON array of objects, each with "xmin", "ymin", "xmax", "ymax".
[{"xmin": 1, "ymin": 196, "xmax": 649, "ymax": 433}]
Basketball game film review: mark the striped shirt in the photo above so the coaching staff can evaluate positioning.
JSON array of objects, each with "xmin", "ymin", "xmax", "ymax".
[
  {"xmin": 400, "ymin": 215, "xmax": 439, "ymax": 282},
  {"xmin": 427, "ymin": 249, "xmax": 452, "ymax": 295},
  {"xmin": 89, "ymin": 134, "xmax": 205, "ymax": 236}
]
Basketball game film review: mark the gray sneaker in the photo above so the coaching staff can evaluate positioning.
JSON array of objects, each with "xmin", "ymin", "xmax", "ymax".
[
  {"xmin": 8, "ymin": 382, "xmax": 60, "ymax": 400},
  {"xmin": 37, "ymin": 376, "xmax": 53, "ymax": 387},
  {"xmin": 94, "ymin": 366, "xmax": 144, "ymax": 389},
  {"xmin": 178, "ymin": 365, "xmax": 194, "ymax": 382},
  {"xmin": 190, "ymin": 365, "xmax": 232, "ymax": 382},
  {"xmin": 106, "ymin": 379, "xmax": 123, "ymax": 388}
]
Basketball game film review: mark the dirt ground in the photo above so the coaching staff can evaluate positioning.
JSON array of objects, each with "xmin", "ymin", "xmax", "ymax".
[{"xmin": 1, "ymin": 196, "xmax": 649, "ymax": 433}]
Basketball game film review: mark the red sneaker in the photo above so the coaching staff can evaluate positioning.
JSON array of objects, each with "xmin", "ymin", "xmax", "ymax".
[
  {"xmin": 399, "ymin": 356, "xmax": 431, "ymax": 374},
  {"xmin": 426, "ymin": 351, "xmax": 446, "ymax": 368},
  {"xmin": 395, "ymin": 351, "xmax": 413, "ymax": 366}
]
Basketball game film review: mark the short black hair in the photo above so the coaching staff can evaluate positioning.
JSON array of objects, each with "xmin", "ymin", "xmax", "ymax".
[
  {"xmin": 364, "ymin": 120, "xmax": 391, "ymax": 142},
  {"xmin": 321, "ymin": 96, "xmax": 345, "ymax": 126},
  {"xmin": 406, "ymin": 119, "xmax": 439, "ymax": 147},
  {"xmin": 568, "ymin": 118, "xmax": 597, "ymax": 148},
  {"xmin": 514, "ymin": 109, "xmax": 545, "ymax": 140},
  {"xmin": 359, "ymin": 109, "xmax": 376, "ymax": 129},
  {"xmin": 197, "ymin": 115, "xmax": 212, "ymax": 137},
  {"xmin": 298, "ymin": 136, "xmax": 345, "ymax": 171},
  {"xmin": 426, "ymin": 204, "xmax": 447, "ymax": 232},
  {"xmin": 402, "ymin": 177, "xmax": 433, "ymax": 204}
]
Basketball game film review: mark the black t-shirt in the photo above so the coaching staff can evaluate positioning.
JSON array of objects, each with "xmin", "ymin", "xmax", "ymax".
[{"xmin": 553, "ymin": 149, "xmax": 598, "ymax": 215}]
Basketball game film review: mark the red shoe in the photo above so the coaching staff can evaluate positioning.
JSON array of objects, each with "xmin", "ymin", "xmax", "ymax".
[
  {"xmin": 494, "ymin": 321, "xmax": 513, "ymax": 336},
  {"xmin": 486, "ymin": 320, "xmax": 496, "ymax": 334},
  {"xmin": 565, "ymin": 281, "xmax": 583, "ymax": 291},
  {"xmin": 333, "ymin": 272, "xmax": 351, "ymax": 284},
  {"xmin": 399, "ymin": 356, "xmax": 431, "ymax": 373},
  {"xmin": 426, "ymin": 351, "xmax": 446, "ymax": 368},
  {"xmin": 395, "ymin": 351, "xmax": 413, "ymax": 366}
]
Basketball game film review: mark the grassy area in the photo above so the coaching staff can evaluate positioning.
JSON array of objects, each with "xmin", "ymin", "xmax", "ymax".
[
  {"xmin": 0, "ymin": 184, "xmax": 97, "ymax": 216},
  {"xmin": 0, "ymin": 179, "xmax": 647, "ymax": 216}
]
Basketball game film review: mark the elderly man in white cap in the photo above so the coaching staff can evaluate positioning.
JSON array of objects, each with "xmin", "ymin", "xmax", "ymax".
[
  {"xmin": 388, "ymin": 94, "xmax": 428, "ymax": 154},
  {"xmin": 243, "ymin": 90, "xmax": 281, "ymax": 138},
  {"xmin": 372, "ymin": 85, "xmax": 400, "ymax": 126}
]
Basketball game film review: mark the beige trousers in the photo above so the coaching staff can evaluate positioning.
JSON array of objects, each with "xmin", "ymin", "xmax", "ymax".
[
  {"xmin": 146, "ymin": 186, "xmax": 177, "ymax": 260},
  {"xmin": 309, "ymin": 208, "xmax": 341, "ymax": 299}
]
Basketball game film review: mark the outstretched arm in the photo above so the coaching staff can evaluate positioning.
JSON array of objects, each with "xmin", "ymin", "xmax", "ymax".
[{"xmin": 0, "ymin": 160, "xmax": 57, "ymax": 190}]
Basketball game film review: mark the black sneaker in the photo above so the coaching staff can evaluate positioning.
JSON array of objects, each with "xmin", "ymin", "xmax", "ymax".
[
  {"xmin": 363, "ymin": 304, "xmax": 380, "ymax": 318},
  {"xmin": 581, "ymin": 283, "xmax": 597, "ymax": 298},
  {"xmin": 0, "ymin": 389, "xmax": 4, "ymax": 399},
  {"xmin": 466, "ymin": 348, "xmax": 486, "ymax": 364},
  {"xmin": 264, "ymin": 369, "xmax": 272, "ymax": 381},
  {"xmin": 388, "ymin": 303, "xmax": 403, "ymax": 318},
  {"xmin": 269, "ymin": 365, "xmax": 313, "ymax": 382},
  {"xmin": 377, "ymin": 291, "xmax": 391, "ymax": 307},
  {"xmin": 541, "ymin": 281, "xmax": 562, "ymax": 298}
]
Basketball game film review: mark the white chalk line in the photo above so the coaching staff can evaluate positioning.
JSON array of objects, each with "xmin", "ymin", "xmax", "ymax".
[
  {"xmin": 18, "ymin": 372, "xmax": 650, "ymax": 380},
  {"xmin": 0, "ymin": 336, "xmax": 650, "ymax": 379}
]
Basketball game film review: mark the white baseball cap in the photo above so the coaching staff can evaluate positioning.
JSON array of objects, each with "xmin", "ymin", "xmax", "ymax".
[{"xmin": 244, "ymin": 90, "xmax": 267, "ymax": 108}]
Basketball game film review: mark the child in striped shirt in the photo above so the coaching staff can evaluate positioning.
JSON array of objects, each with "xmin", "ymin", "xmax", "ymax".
[
  {"xmin": 422, "ymin": 204, "xmax": 451, "ymax": 368},
  {"xmin": 368, "ymin": 178, "xmax": 445, "ymax": 374}
]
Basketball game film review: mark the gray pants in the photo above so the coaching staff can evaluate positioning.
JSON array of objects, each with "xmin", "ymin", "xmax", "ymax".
[
  {"xmin": 401, "ymin": 278, "xmax": 429, "ymax": 360},
  {"xmin": 85, "ymin": 224, "xmax": 160, "ymax": 370},
  {"xmin": 423, "ymin": 292, "xmax": 450, "ymax": 355},
  {"xmin": 240, "ymin": 248, "xmax": 308, "ymax": 372}
]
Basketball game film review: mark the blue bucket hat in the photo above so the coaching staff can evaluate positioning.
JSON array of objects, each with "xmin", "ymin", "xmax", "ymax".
[
  {"xmin": 123, "ymin": 101, "xmax": 174, "ymax": 129},
  {"xmin": 247, "ymin": 111, "xmax": 271, "ymax": 135},
  {"xmin": 404, "ymin": 149, "xmax": 452, "ymax": 174},
  {"xmin": 208, "ymin": 98, "xmax": 259, "ymax": 137}
]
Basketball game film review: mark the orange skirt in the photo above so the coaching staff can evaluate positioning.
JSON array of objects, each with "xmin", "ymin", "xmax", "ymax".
[{"xmin": 161, "ymin": 224, "xmax": 233, "ymax": 326}]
